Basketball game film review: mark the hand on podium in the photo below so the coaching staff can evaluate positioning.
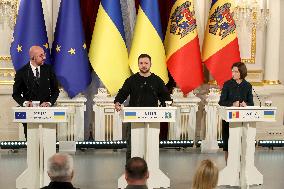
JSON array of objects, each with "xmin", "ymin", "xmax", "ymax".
[
  {"xmin": 115, "ymin": 102, "xmax": 122, "ymax": 112},
  {"xmin": 240, "ymin": 101, "xmax": 247, "ymax": 107},
  {"xmin": 233, "ymin": 101, "xmax": 240, "ymax": 107},
  {"xmin": 40, "ymin": 102, "xmax": 51, "ymax": 107}
]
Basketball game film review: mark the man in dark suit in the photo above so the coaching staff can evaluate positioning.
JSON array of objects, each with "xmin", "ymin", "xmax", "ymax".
[
  {"xmin": 41, "ymin": 153, "xmax": 78, "ymax": 189},
  {"xmin": 12, "ymin": 46, "xmax": 59, "ymax": 138}
]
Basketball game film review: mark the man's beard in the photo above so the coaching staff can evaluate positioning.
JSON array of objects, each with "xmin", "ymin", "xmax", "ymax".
[{"xmin": 139, "ymin": 68, "xmax": 150, "ymax": 74}]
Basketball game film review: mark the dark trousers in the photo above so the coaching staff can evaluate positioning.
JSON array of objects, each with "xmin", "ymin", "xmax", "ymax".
[
  {"xmin": 22, "ymin": 123, "xmax": 27, "ymax": 140},
  {"xmin": 222, "ymin": 120, "xmax": 229, "ymax": 151},
  {"xmin": 126, "ymin": 123, "xmax": 131, "ymax": 163}
]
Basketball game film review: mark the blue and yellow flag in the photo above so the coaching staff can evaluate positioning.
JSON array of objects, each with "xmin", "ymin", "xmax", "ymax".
[
  {"xmin": 89, "ymin": 0, "xmax": 131, "ymax": 96},
  {"xmin": 10, "ymin": 0, "xmax": 51, "ymax": 71},
  {"xmin": 52, "ymin": 0, "xmax": 91, "ymax": 98},
  {"xmin": 129, "ymin": 0, "xmax": 169, "ymax": 83}
]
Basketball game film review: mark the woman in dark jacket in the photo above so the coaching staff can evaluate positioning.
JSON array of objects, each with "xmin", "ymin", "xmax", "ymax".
[{"xmin": 219, "ymin": 62, "xmax": 254, "ymax": 163}]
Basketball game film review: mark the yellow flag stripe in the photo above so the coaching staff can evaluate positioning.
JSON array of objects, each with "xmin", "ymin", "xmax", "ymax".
[
  {"xmin": 164, "ymin": 0, "xmax": 198, "ymax": 60},
  {"xmin": 202, "ymin": 0, "xmax": 237, "ymax": 61},
  {"xmin": 129, "ymin": 7, "xmax": 169, "ymax": 83},
  {"xmin": 89, "ymin": 4, "xmax": 131, "ymax": 96}
]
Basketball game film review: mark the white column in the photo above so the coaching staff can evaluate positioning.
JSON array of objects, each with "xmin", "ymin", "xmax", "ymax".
[
  {"xmin": 264, "ymin": 0, "xmax": 281, "ymax": 84},
  {"xmin": 41, "ymin": 0, "xmax": 54, "ymax": 47},
  {"xmin": 194, "ymin": 0, "xmax": 206, "ymax": 47},
  {"xmin": 170, "ymin": 89, "xmax": 201, "ymax": 143},
  {"xmin": 93, "ymin": 88, "xmax": 122, "ymax": 141},
  {"xmin": 56, "ymin": 90, "xmax": 87, "ymax": 141},
  {"xmin": 201, "ymin": 88, "xmax": 220, "ymax": 153}
]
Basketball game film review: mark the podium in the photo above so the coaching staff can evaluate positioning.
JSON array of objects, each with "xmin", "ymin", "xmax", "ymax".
[
  {"xmin": 13, "ymin": 107, "xmax": 68, "ymax": 189},
  {"xmin": 118, "ymin": 107, "xmax": 177, "ymax": 189},
  {"xmin": 218, "ymin": 106, "xmax": 277, "ymax": 187}
]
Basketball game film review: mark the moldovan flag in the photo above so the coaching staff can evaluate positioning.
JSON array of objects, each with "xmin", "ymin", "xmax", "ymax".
[
  {"xmin": 202, "ymin": 0, "xmax": 241, "ymax": 87},
  {"xmin": 89, "ymin": 0, "xmax": 131, "ymax": 96},
  {"xmin": 164, "ymin": 0, "xmax": 203, "ymax": 94},
  {"xmin": 129, "ymin": 0, "xmax": 169, "ymax": 83}
]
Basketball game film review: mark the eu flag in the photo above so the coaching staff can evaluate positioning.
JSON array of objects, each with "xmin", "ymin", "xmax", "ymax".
[
  {"xmin": 52, "ymin": 0, "xmax": 91, "ymax": 98},
  {"xmin": 15, "ymin": 112, "xmax": 26, "ymax": 119},
  {"xmin": 10, "ymin": 0, "xmax": 51, "ymax": 71}
]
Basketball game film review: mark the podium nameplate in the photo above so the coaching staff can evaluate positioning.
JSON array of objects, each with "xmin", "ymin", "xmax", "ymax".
[
  {"xmin": 219, "ymin": 106, "xmax": 277, "ymax": 122},
  {"xmin": 13, "ymin": 107, "xmax": 68, "ymax": 123},
  {"xmin": 120, "ymin": 107, "xmax": 177, "ymax": 123}
]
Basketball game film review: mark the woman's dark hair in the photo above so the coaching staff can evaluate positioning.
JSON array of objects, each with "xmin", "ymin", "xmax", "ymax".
[{"xmin": 231, "ymin": 62, "xmax": 247, "ymax": 79}]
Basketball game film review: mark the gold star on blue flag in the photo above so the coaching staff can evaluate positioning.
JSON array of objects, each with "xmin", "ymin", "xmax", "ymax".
[
  {"xmin": 51, "ymin": 0, "xmax": 91, "ymax": 98},
  {"xmin": 10, "ymin": 0, "xmax": 51, "ymax": 71}
]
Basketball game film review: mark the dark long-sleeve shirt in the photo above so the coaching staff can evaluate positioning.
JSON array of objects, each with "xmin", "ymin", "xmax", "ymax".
[
  {"xmin": 219, "ymin": 79, "xmax": 254, "ymax": 107},
  {"xmin": 114, "ymin": 73, "xmax": 171, "ymax": 107}
]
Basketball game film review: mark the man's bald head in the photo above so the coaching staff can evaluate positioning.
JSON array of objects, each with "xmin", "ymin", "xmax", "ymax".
[
  {"xmin": 47, "ymin": 153, "xmax": 74, "ymax": 182},
  {"xmin": 29, "ymin": 45, "xmax": 46, "ymax": 66}
]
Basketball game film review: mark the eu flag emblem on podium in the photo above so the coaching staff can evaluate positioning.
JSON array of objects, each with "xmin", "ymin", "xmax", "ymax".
[{"xmin": 15, "ymin": 112, "xmax": 26, "ymax": 119}]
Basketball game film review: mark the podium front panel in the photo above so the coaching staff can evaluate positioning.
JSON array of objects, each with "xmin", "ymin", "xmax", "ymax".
[
  {"xmin": 219, "ymin": 106, "xmax": 277, "ymax": 123},
  {"xmin": 121, "ymin": 107, "xmax": 177, "ymax": 123},
  {"xmin": 13, "ymin": 107, "xmax": 68, "ymax": 123}
]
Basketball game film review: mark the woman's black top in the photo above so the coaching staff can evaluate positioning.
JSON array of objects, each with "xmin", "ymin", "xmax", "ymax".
[{"xmin": 219, "ymin": 79, "xmax": 254, "ymax": 107}]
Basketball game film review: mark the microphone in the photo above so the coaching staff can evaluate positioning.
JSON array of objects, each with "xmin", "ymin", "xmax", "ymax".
[{"xmin": 252, "ymin": 87, "xmax": 261, "ymax": 107}]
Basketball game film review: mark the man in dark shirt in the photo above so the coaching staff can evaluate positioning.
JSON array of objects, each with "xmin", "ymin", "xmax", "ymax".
[
  {"xmin": 114, "ymin": 54, "xmax": 171, "ymax": 109},
  {"xmin": 114, "ymin": 54, "xmax": 171, "ymax": 161}
]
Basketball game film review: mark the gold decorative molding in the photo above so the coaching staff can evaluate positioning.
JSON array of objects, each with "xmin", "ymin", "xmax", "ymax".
[
  {"xmin": 208, "ymin": 80, "xmax": 217, "ymax": 85},
  {"xmin": 0, "ymin": 56, "xmax": 11, "ymax": 61},
  {"xmin": 250, "ymin": 82, "xmax": 264, "ymax": 86},
  {"xmin": 241, "ymin": 25, "xmax": 256, "ymax": 64},
  {"xmin": 0, "ymin": 67, "xmax": 15, "ymax": 85},
  {"xmin": 263, "ymin": 80, "xmax": 281, "ymax": 85},
  {"xmin": 0, "ymin": 80, "xmax": 14, "ymax": 85},
  {"xmin": 247, "ymin": 70, "xmax": 263, "ymax": 86},
  {"xmin": 0, "ymin": 0, "xmax": 19, "ymax": 62},
  {"xmin": 248, "ymin": 70, "xmax": 262, "ymax": 73}
]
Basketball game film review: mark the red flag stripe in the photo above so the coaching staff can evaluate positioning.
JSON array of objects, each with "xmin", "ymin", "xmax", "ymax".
[
  {"xmin": 167, "ymin": 37, "xmax": 203, "ymax": 94},
  {"xmin": 204, "ymin": 38, "xmax": 240, "ymax": 87}
]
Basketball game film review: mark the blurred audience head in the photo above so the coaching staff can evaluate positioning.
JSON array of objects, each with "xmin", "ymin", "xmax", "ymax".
[
  {"xmin": 125, "ymin": 157, "xmax": 149, "ymax": 185},
  {"xmin": 47, "ymin": 153, "xmax": 74, "ymax": 182},
  {"xmin": 192, "ymin": 159, "xmax": 219, "ymax": 189}
]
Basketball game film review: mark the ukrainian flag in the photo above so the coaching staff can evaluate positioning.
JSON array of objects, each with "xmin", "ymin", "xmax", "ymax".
[
  {"xmin": 125, "ymin": 112, "xmax": 137, "ymax": 119},
  {"xmin": 264, "ymin": 111, "xmax": 274, "ymax": 118},
  {"xmin": 202, "ymin": 0, "xmax": 241, "ymax": 87},
  {"xmin": 54, "ymin": 112, "xmax": 65, "ymax": 120},
  {"xmin": 129, "ymin": 0, "xmax": 169, "ymax": 83},
  {"xmin": 89, "ymin": 0, "xmax": 131, "ymax": 96}
]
